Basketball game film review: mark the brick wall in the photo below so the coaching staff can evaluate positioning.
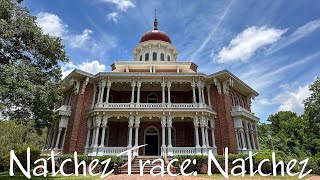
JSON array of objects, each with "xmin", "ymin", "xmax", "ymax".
[
  {"xmin": 63, "ymin": 82, "xmax": 94, "ymax": 154},
  {"xmin": 210, "ymin": 84, "xmax": 238, "ymax": 154}
]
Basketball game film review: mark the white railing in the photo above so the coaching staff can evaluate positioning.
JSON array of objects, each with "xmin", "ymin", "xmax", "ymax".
[
  {"xmin": 41, "ymin": 148, "xmax": 63, "ymax": 156},
  {"xmin": 171, "ymin": 103, "xmax": 197, "ymax": 108},
  {"xmin": 102, "ymin": 147, "xmax": 128, "ymax": 155},
  {"xmin": 95, "ymin": 103, "xmax": 212, "ymax": 110},
  {"xmin": 104, "ymin": 103, "xmax": 131, "ymax": 108},
  {"xmin": 172, "ymin": 147, "xmax": 196, "ymax": 155},
  {"xmin": 138, "ymin": 103, "xmax": 162, "ymax": 108}
]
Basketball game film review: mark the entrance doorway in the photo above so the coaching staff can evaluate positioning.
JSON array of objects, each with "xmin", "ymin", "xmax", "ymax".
[{"xmin": 144, "ymin": 126, "xmax": 159, "ymax": 155}]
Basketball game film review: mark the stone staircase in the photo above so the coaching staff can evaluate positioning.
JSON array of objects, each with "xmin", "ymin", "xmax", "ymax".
[{"xmin": 118, "ymin": 156, "xmax": 176, "ymax": 174}]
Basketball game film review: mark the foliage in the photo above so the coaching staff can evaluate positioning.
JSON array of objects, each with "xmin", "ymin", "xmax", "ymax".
[
  {"xmin": 0, "ymin": 0, "xmax": 68, "ymax": 130},
  {"xmin": 58, "ymin": 155, "xmax": 123, "ymax": 174},
  {"xmin": 2, "ymin": 147, "xmax": 41, "ymax": 172},
  {"xmin": 0, "ymin": 120, "xmax": 46, "ymax": 172}
]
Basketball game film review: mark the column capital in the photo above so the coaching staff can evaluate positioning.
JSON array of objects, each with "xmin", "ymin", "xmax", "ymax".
[
  {"xmin": 131, "ymin": 80, "xmax": 136, "ymax": 87},
  {"xmin": 161, "ymin": 80, "xmax": 166, "ymax": 88},
  {"xmin": 167, "ymin": 80, "xmax": 171, "ymax": 88},
  {"xmin": 102, "ymin": 116, "xmax": 108, "ymax": 126},
  {"xmin": 200, "ymin": 116, "xmax": 206, "ymax": 128},
  {"xmin": 134, "ymin": 116, "xmax": 140, "ymax": 128},
  {"xmin": 193, "ymin": 116, "xmax": 199, "ymax": 128},
  {"xmin": 167, "ymin": 115, "xmax": 172, "ymax": 128},
  {"xmin": 95, "ymin": 115, "xmax": 102, "ymax": 127},
  {"xmin": 161, "ymin": 116, "xmax": 166, "ymax": 128},
  {"xmin": 191, "ymin": 81, "xmax": 196, "ymax": 88},
  {"xmin": 100, "ymin": 79, "xmax": 106, "ymax": 87},
  {"xmin": 107, "ymin": 80, "xmax": 112, "ymax": 87},
  {"xmin": 137, "ymin": 80, "xmax": 142, "ymax": 87},
  {"xmin": 128, "ymin": 115, "xmax": 134, "ymax": 127}
]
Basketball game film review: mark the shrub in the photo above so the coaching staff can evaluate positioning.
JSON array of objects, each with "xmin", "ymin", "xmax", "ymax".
[
  {"xmin": 2, "ymin": 147, "xmax": 41, "ymax": 172},
  {"xmin": 57, "ymin": 154, "xmax": 123, "ymax": 174}
]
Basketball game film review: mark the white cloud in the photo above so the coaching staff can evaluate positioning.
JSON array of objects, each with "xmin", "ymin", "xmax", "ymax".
[
  {"xmin": 274, "ymin": 84, "xmax": 311, "ymax": 114},
  {"xmin": 107, "ymin": 12, "xmax": 119, "ymax": 23},
  {"xmin": 36, "ymin": 12, "xmax": 68, "ymax": 37},
  {"xmin": 217, "ymin": 26, "xmax": 286, "ymax": 63},
  {"xmin": 62, "ymin": 60, "xmax": 106, "ymax": 78},
  {"xmin": 69, "ymin": 29, "xmax": 93, "ymax": 48},
  {"xmin": 101, "ymin": 0, "xmax": 135, "ymax": 11},
  {"xmin": 267, "ymin": 19, "xmax": 320, "ymax": 54}
]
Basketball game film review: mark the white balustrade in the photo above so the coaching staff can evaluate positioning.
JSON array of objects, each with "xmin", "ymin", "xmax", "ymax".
[
  {"xmin": 102, "ymin": 147, "xmax": 129, "ymax": 155},
  {"xmin": 232, "ymin": 105, "xmax": 254, "ymax": 115},
  {"xmin": 172, "ymin": 147, "xmax": 196, "ymax": 155}
]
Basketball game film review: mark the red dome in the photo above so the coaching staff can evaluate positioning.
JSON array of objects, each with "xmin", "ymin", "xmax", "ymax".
[{"xmin": 140, "ymin": 30, "xmax": 171, "ymax": 43}]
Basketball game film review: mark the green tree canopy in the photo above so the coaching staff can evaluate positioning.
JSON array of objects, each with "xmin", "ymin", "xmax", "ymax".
[
  {"xmin": 304, "ymin": 77, "xmax": 320, "ymax": 133},
  {"xmin": 0, "ymin": 0, "xmax": 68, "ymax": 130}
]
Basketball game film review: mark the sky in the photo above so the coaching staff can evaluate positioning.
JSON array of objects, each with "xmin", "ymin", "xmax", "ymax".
[{"xmin": 22, "ymin": 0, "xmax": 320, "ymax": 122}]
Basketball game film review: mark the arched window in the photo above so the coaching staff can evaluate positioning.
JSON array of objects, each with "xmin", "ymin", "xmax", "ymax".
[
  {"xmin": 160, "ymin": 53, "xmax": 164, "ymax": 61},
  {"xmin": 145, "ymin": 53, "xmax": 149, "ymax": 61},
  {"xmin": 147, "ymin": 93, "xmax": 158, "ymax": 103},
  {"xmin": 167, "ymin": 55, "xmax": 170, "ymax": 61},
  {"xmin": 140, "ymin": 55, "xmax": 142, "ymax": 61},
  {"xmin": 152, "ymin": 52, "xmax": 157, "ymax": 61}
]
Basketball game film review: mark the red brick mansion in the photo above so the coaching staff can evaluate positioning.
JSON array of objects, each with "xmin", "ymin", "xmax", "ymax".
[{"xmin": 42, "ymin": 18, "xmax": 260, "ymax": 158}]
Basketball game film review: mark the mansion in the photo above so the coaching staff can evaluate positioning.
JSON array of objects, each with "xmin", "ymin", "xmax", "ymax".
[{"xmin": 42, "ymin": 18, "xmax": 260, "ymax": 158}]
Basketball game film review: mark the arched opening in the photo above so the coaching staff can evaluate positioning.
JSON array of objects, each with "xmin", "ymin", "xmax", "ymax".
[
  {"xmin": 147, "ymin": 93, "xmax": 158, "ymax": 103},
  {"xmin": 152, "ymin": 52, "xmax": 157, "ymax": 61},
  {"xmin": 144, "ymin": 126, "xmax": 159, "ymax": 155},
  {"xmin": 160, "ymin": 53, "xmax": 164, "ymax": 61},
  {"xmin": 145, "ymin": 53, "xmax": 149, "ymax": 61},
  {"xmin": 167, "ymin": 55, "xmax": 170, "ymax": 61}
]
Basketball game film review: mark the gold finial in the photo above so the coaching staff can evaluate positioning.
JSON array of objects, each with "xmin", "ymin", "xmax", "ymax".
[{"xmin": 154, "ymin": 9, "xmax": 158, "ymax": 30}]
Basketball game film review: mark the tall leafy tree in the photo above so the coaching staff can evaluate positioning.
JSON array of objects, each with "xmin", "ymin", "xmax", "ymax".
[
  {"xmin": 304, "ymin": 77, "xmax": 320, "ymax": 133},
  {"xmin": 0, "ymin": 0, "xmax": 68, "ymax": 130}
]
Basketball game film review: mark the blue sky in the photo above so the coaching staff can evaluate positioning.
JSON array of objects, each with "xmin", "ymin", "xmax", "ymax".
[{"xmin": 23, "ymin": 0, "xmax": 320, "ymax": 122}]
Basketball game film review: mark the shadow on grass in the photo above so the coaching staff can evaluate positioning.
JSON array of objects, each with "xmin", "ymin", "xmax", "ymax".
[{"xmin": 0, "ymin": 172, "xmax": 101, "ymax": 180}]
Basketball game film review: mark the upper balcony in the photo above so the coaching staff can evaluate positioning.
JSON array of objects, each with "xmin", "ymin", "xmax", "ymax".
[{"xmin": 231, "ymin": 105, "xmax": 259, "ymax": 122}]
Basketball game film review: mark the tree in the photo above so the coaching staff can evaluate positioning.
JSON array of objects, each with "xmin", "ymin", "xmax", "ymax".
[
  {"xmin": 304, "ymin": 77, "xmax": 320, "ymax": 134},
  {"xmin": 0, "ymin": 0, "xmax": 68, "ymax": 131}
]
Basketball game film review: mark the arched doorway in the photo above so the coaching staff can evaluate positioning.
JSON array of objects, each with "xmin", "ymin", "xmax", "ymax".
[{"xmin": 144, "ymin": 126, "xmax": 159, "ymax": 155}]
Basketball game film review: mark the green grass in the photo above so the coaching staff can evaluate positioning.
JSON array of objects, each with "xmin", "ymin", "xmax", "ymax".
[{"xmin": 0, "ymin": 172, "xmax": 319, "ymax": 179}]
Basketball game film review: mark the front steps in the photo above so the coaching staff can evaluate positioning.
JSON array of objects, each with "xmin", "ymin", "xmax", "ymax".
[{"xmin": 118, "ymin": 156, "xmax": 176, "ymax": 174}]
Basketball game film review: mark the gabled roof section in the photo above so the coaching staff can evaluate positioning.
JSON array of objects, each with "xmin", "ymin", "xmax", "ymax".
[{"xmin": 208, "ymin": 69, "xmax": 259, "ymax": 97}]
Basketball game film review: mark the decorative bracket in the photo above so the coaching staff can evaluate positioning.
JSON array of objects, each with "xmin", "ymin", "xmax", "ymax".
[
  {"xmin": 213, "ymin": 78, "xmax": 222, "ymax": 94},
  {"xmin": 69, "ymin": 78, "xmax": 80, "ymax": 95},
  {"xmin": 81, "ymin": 77, "xmax": 89, "ymax": 94},
  {"xmin": 222, "ymin": 78, "xmax": 234, "ymax": 95}
]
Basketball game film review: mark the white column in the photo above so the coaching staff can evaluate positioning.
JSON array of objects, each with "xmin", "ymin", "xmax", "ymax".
[
  {"xmin": 193, "ymin": 116, "xmax": 201, "ymax": 155},
  {"xmin": 50, "ymin": 123, "xmax": 58, "ymax": 149},
  {"xmin": 99, "ymin": 116, "xmax": 108, "ymax": 147},
  {"xmin": 191, "ymin": 81, "xmax": 197, "ymax": 103},
  {"xmin": 235, "ymin": 129, "xmax": 241, "ymax": 150},
  {"xmin": 137, "ymin": 80, "xmax": 141, "ymax": 103},
  {"xmin": 200, "ymin": 115, "xmax": 207, "ymax": 155},
  {"xmin": 245, "ymin": 122, "xmax": 252, "ymax": 150},
  {"xmin": 167, "ymin": 115, "xmax": 173, "ymax": 156},
  {"xmin": 161, "ymin": 80, "xmax": 166, "ymax": 104},
  {"xmin": 201, "ymin": 83, "xmax": 205, "ymax": 105},
  {"xmin": 240, "ymin": 128, "xmax": 247, "ymax": 150},
  {"xmin": 206, "ymin": 85, "xmax": 212, "ymax": 107},
  {"xmin": 197, "ymin": 81, "xmax": 202, "ymax": 104},
  {"xmin": 91, "ymin": 85, "xmax": 97, "ymax": 108},
  {"xmin": 255, "ymin": 124, "xmax": 260, "ymax": 150},
  {"xmin": 209, "ymin": 119, "xmax": 217, "ymax": 154},
  {"xmin": 84, "ymin": 118, "xmax": 92, "ymax": 154},
  {"xmin": 131, "ymin": 80, "xmax": 136, "ymax": 103},
  {"xmin": 167, "ymin": 81, "xmax": 171, "ymax": 104},
  {"xmin": 61, "ymin": 127, "xmax": 67, "ymax": 152},
  {"xmin": 99, "ymin": 80, "xmax": 106, "ymax": 104},
  {"xmin": 250, "ymin": 124, "xmax": 256, "ymax": 150},
  {"xmin": 94, "ymin": 116, "xmax": 101, "ymax": 148},
  {"xmin": 90, "ymin": 128, "xmax": 96, "ymax": 147},
  {"xmin": 205, "ymin": 118, "xmax": 210, "ymax": 147},
  {"xmin": 54, "ymin": 127, "xmax": 62, "ymax": 150},
  {"xmin": 127, "ymin": 115, "xmax": 134, "ymax": 148},
  {"xmin": 133, "ymin": 116, "xmax": 140, "ymax": 157},
  {"xmin": 105, "ymin": 81, "xmax": 112, "ymax": 103},
  {"xmin": 161, "ymin": 115, "xmax": 167, "ymax": 156}
]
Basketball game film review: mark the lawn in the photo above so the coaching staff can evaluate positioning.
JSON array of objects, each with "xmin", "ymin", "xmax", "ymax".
[{"xmin": 0, "ymin": 172, "xmax": 319, "ymax": 180}]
